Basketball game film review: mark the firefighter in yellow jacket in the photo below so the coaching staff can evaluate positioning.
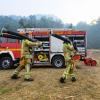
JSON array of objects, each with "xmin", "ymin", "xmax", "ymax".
[
  {"xmin": 11, "ymin": 33, "xmax": 42, "ymax": 81},
  {"xmin": 60, "ymin": 41, "xmax": 76, "ymax": 83}
]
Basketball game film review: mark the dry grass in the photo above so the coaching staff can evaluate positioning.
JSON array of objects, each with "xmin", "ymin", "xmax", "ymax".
[{"xmin": 0, "ymin": 49, "xmax": 100, "ymax": 100}]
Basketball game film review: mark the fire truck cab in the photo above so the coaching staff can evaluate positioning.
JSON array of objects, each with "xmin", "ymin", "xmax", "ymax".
[{"xmin": 0, "ymin": 36, "xmax": 21, "ymax": 69}]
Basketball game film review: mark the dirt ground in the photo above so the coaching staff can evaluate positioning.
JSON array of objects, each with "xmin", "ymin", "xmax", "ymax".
[{"xmin": 0, "ymin": 49, "xmax": 100, "ymax": 100}]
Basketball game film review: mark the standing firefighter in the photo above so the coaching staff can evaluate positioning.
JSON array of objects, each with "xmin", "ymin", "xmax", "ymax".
[
  {"xmin": 11, "ymin": 33, "xmax": 42, "ymax": 81},
  {"xmin": 60, "ymin": 41, "xmax": 76, "ymax": 83},
  {"xmin": 51, "ymin": 33, "xmax": 77, "ymax": 83}
]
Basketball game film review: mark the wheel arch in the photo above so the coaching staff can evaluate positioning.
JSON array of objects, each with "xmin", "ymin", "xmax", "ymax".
[
  {"xmin": 51, "ymin": 54, "xmax": 64, "ymax": 62},
  {"xmin": 0, "ymin": 53, "xmax": 12, "ymax": 60},
  {"xmin": 0, "ymin": 51, "xmax": 15, "ymax": 61}
]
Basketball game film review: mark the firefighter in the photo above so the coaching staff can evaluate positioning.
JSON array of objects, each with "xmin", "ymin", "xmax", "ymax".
[
  {"xmin": 60, "ymin": 41, "xmax": 76, "ymax": 83},
  {"xmin": 11, "ymin": 33, "xmax": 42, "ymax": 81}
]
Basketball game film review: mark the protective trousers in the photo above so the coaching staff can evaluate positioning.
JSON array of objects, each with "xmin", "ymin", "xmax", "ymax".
[
  {"xmin": 62, "ymin": 59, "xmax": 76, "ymax": 79},
  {"xmin": 13, "ymin": 56, "xmax": 31, "ymax": 79}
]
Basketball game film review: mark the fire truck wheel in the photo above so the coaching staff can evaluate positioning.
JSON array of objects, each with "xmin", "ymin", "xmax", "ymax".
[
  {"xmin": 51, "ymin": 56, "xmax": 65, "ymax": 68},
  {"xmin": 0, "ymin": 57, "xmax": 13, "ymax": 69}
]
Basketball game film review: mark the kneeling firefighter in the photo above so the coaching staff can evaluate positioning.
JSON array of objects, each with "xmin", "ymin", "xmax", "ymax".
[
  {"xmin": 11, "ymin": 33, "xmax": 42, "ymax": 81},
  {"xmin": 60, "ymin": 40, "xmax": 76, "ymax": 83}
]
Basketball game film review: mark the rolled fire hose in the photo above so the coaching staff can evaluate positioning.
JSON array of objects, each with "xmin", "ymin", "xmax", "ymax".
[{"xmin": 38, "ymin": 54, "xmax": 44, "ymax": 61}]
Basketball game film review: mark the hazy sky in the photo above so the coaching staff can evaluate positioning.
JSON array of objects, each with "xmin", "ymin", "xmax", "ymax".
[{"xmin": 0, "ymin": 0, "xmax": 100, "ymax": 24}]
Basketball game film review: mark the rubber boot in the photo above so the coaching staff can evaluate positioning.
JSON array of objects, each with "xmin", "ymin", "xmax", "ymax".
[
  {"xmin": 24, "ymin": 64, "xmax": 33, "ymax": 81},
  {"xmin": 24, "ymin": 78, "xmax": 34, "ymax": 81},
  {"xmin": 11, "ymin": 74, "xmax": 20, "ymax": 79},
  {"xmin": 60, "ymin": 77, "xmax": 66, "ymax": 83},
  {"xmin": 71, "ymin": 76, "xmax": 76, "ymax": 82}
]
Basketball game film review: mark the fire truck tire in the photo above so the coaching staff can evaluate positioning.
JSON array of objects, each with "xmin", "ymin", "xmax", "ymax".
[
  {"xmin": 0, "ymin": 57, "xmax": 13, "ymax": 69},
  {"xmin": 51, "ymin": 56, "xmax": 65, "ymax": 68}
]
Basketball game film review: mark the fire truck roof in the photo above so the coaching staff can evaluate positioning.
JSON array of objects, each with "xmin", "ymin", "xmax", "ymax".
[{"xmin": 17, "ymin": 28, "xmax": 86, "ymax": 36}]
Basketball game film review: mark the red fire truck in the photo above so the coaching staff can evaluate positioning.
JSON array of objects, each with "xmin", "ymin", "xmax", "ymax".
[{"xmin": 0, "ymin": 28, "xmax": 86, "ymax": 69}]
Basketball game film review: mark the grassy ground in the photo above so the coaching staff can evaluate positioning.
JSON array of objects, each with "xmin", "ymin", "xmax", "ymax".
[{"xmin": 0, "ymin": 50, "xmax": 100, "ymax": 100}]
